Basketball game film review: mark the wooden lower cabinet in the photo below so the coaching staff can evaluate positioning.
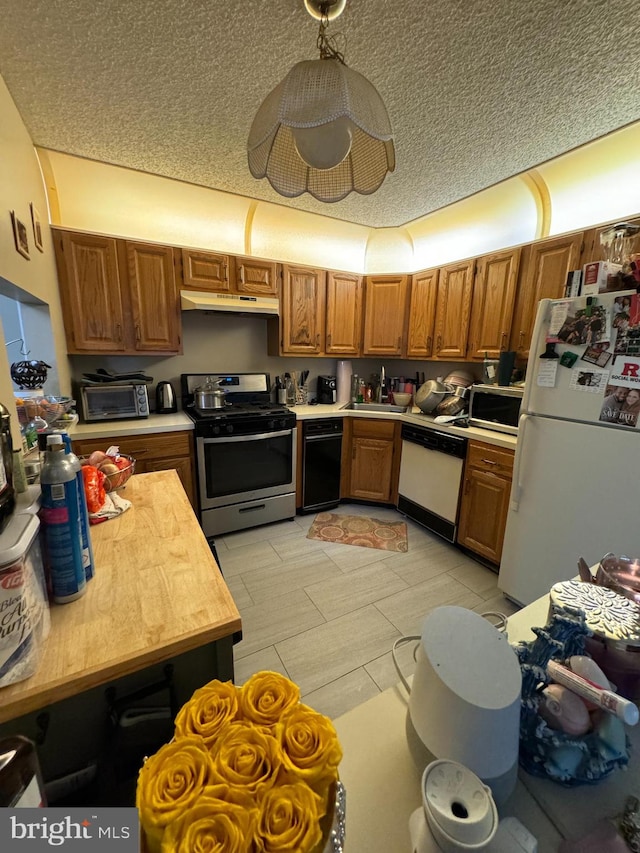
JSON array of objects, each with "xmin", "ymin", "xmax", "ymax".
[
  {"xmin": 71, "ymin": 430, "xmax": 197, "ymax": 510},
  {"xmin": 457, "ymin": 441, "xmax": 514, "ymax": 565},
  {"xmin": 341, "ymin": 419, "xmax": 401, "ymax": 503}
]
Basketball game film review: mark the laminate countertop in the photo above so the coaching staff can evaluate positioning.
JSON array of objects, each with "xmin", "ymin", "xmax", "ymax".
[
  {"xmin": 0, "ymin": 469, "xmax": 241, "ymax": 724},
  {"xmin": 69, "ymin": 407, "xmax": 516, "ymax": 450}
]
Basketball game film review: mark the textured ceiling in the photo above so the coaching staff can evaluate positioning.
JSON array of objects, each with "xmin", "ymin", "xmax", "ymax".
[{"xmin": 0, "ymin": 0, "xmax": 638, "ymax": 228}]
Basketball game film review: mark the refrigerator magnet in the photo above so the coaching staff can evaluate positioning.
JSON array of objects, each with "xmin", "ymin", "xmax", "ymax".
[{"xmin": 560, "ymin": 351, "xmax": 578, "ymax": 368}]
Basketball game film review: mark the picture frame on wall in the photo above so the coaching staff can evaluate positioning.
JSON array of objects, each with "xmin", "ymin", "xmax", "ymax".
[
  {"xmin": 10, "ymin": 210, "xmax": 30, "ymax": 260},
  {"xmin": 30, "ymin": 203, "xmax": 43, "ymax": 252}
]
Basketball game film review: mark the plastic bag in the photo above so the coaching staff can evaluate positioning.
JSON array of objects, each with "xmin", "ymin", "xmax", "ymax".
[{"xmin": 82, "ymin": 465, "xmax": 106, "ymax": 513}]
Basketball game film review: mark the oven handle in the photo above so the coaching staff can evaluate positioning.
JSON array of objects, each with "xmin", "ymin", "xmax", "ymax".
[{"xmin": 198, "ymin": 428, "xmax": 294, "ymax": 444}]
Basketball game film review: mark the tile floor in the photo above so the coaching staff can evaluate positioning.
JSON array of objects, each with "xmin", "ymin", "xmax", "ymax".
[{"xmin": 215, "ymin": 504, "xmax": 521, "ymax": 720}]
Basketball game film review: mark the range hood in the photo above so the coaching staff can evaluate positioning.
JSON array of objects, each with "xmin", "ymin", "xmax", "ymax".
[{"xmin": 180, "ymin": 290, "xmax": 279, "ymax": 316}]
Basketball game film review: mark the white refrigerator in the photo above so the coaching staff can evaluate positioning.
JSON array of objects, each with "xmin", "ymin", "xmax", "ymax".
[{"xmin": 498, "ymin": 288, "xmax": 640, "ymax": 606}]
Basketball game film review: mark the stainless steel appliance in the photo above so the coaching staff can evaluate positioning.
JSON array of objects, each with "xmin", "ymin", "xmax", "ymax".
[
  {"xmin": 301, "ymin": 419, "xmax": 343, "ymax": 512},
  {"xmin": 468, "ymin": 384, "xmax": 523, "ymax": 435},
  {"xmin": 182, "ymin": 373, "xmax": 297, "ymax": 537},
  {"xmin": 78, "ymin": 383, "xmax": 149, "ymax": 422},
  {"xmin": 317, "ymin": 375, "xmax": 337, "ymax": 404},
  {"xmin": 155, "ymin": 381, "xmax": 177, "ymax": 414},
  {"xmin": 397, "ymin": 423, "xmax": 467, "ymax": 542}
]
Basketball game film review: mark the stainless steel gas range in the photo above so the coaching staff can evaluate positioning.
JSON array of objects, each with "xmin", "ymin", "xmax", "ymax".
[{"xmin": 181, "ymin": 373, "xmax": 297, "ymax": 537}]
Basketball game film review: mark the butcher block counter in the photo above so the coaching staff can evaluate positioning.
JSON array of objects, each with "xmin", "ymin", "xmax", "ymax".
[{"xmin": 0, "ymin": 470, "xmax": 241, "ymax": 727}]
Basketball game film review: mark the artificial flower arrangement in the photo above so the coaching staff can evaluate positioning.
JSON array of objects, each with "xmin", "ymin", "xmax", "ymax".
[{"xmin": 136, "ymin": 671, "xmax": 343, "ymax": 853}]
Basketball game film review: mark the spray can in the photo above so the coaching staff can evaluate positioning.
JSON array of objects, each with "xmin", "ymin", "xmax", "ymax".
[
  {"xmin": 61, "ymin": 434, "xmax": 94, "ymax": 582},
  {"xmin": 39, "ymin": 434, "xmax": 86, "ymax": 603}
]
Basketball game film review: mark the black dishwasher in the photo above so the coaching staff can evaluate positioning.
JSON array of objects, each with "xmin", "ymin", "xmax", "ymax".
[{"xmin": 302, "ymin": 419, "xmax": 343, "ymax": 512}]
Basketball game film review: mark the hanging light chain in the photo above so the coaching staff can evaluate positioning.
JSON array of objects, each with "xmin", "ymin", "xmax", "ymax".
[{"xmin": 316, "ymin": 10, "xmax": 346, "ymax": 63}]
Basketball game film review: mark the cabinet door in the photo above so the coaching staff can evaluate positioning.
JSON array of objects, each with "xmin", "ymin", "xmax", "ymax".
[
  {"xmin": 457, "ymin": 469, "xmax": 511, "ymax": 564},
  {"xmin": 510, "ymin": 233, "xmax": 583, "ymax": 360},
  {"xmin": 54, "ymin": 231, "xmax": 126, "ymax": 353},
  {"xmin": 280, "ymin": 265, "xmax": 326, "ymax": 355},
  {"xmin": 349, "ymin": 437, "xmax": 394, "ymax": 502},
  {"xmin": 126, "ymin": 242, "xmax": 181, "ymax": 353},
  {"xmin": 181, "ymin": 249, "xmax": 231, "ymax": 292},
  {"xmin": 407, "ymin": 269, "xmax": 438, "ymax": 358},
  {"xmin": 362, "ymin": 275, "xmax": 408, "ymax": 356},
  {"xmin": 433, "ymin": 260, "xmax": 475, "ymax": 359},
  {"xmin": 325, "ymin": 271, "xmax": 363, "ymax": 355},
  {"xmin": 234, "ymin": 256, "xmax": 279, "ymax": 296},
  {"xmin": 467, "ymin": 248, "xmax": 520, "ymax": 360}
]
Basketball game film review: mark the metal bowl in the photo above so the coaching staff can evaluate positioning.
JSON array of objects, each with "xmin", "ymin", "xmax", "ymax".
[{"xmin": 15, "ymin": 395, "xmax": 75, "ymax": 426}]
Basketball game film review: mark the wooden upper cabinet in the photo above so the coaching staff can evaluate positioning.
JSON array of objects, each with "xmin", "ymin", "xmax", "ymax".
[
  {"xmin": 362, "ymin": 275, "xmax": 409, "ymax": 357},
  {"xmin": 433, "ymin": 259, "xmax": 475, "ymax": 359},
  {"xmin": 407, "ymin": 269, "xmax": 438, "ymax": 358},
  {"xmin": 325, "ymin": 271, "xmax": 363, "ymax": 356},
  {"xmin": 510, "ymin": 233, "xmax": 584, "ymax": 360},
  {"xmin": 181, "ymin": 249, "xmax": 231, "ymax": 292},
  {"xmin": 279, "ymin": 265, "xmax": 326, "ymax": 355},
  {"xmin": 233, "ymin": 256, "xmax": 279, "ymax": 297},
  {"xmin": 467, "ymin": 248, "xmax": 520, "ymax": 360},
  {"xmin": 126, "ymin": 242, "xmax": 181, "ymax": 352},
  {"xmin": 55, "ymin": 231, "xmax": 126, "ymax": 353}
]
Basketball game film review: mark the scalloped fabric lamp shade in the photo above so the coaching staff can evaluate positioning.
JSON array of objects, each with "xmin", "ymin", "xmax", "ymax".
[{"xmin": 248, "ymin": 58, "xmax": 395, "ymax": 202}]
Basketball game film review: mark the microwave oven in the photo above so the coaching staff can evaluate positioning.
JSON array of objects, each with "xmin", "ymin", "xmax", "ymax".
[
  {"xmin": 468, "ymin": 384, "xmax": 524, "ymax": 435},
  {"xmin": 78, "ymin": 383, "xmax": 149, "ymax": 422}
]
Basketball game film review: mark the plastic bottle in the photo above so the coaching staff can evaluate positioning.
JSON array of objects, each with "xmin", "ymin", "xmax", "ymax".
[
  {"xmin": 61, "ymin": 434, "xmax": 94, "ymax": 582},
  {"xmin": 0, "ymin": 402, "xmax": 16, "ymax": 533},
  {"xmin": 39, "ymin": 434, "xmax": 86, "ymax": 603},
  {"xmin": 0, "ymin": 735, "xmax": 46, "ymax": 807}
]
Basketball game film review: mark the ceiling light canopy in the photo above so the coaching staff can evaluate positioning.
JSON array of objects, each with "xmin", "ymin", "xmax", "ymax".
[{"xmin": 247, "ymin": 0, "xmax": 395, "ymax": 203}]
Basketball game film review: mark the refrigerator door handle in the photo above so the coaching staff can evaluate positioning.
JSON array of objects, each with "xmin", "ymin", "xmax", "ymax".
[{"xmin": 510, "ymin": 413, "xmax": 530, "ymax": 512}]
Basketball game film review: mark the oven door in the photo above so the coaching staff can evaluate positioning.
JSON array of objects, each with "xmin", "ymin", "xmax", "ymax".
[{"xmin": 197, "ymin": 429, "xmax": 296, "ymax": 510}]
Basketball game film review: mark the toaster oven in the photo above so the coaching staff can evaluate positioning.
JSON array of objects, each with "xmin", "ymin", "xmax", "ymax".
[
  {"xmin": 468, "ymin": 384, "xmax": 523, "ymax": 435},
  {"xmin": 78, "ymin": 383, "xmax": 149, "ymax": 422}
]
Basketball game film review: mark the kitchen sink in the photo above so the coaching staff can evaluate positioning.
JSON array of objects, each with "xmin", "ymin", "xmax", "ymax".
[{"xmin": 342, "ymin": 402, "xmax": 409, "ymax": 413}]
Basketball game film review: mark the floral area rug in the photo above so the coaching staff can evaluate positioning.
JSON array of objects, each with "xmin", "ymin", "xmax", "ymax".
[{"xmin": 306, "ymin": 511, "xmax": 408, "ymax": 552}]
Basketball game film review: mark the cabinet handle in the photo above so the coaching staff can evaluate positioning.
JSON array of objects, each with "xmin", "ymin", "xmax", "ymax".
[
  {"xmin": 426, "ymin": 335, "xmax": 432, "ymax": 351},
  {"xmin": 436, "ymin": 335, "xmax": 442, "ymax": 351},
  {"xmin": 352, "ymin": 446, "xmax": 356, "ymax": 460},
  {"xmin": 464, "ymin": 478, "xmax": 470, "ymax": 495},
  {"xmin": 481, "ymin": 458, "xmax": 497, "ymax": 465},
  {"xmin": 397, "ymin": 336, "xmax": 401, "ymax": 350},
  {"xmin": 127, "ymin": 448, "xmax": 150, "ymax": 456},
  {"xmin": 518, "ymin": 331, "xmax": 525, "ymax": 348},
  {"xmin": 316, "ymin": 334, "xmax": 320, "ymax": 347},
  {"xmin": 327, "ymin": 334, "xmax": 332, "ymax": 348},
  {"xmin": 238, "ymin": 265, "xmax": 244, "ymax": 284},
  {"xmin": 135, "ymin": 324, "xmax": 141, "ymax": 341},
  {"xmin": 501, "ymin": 332, "xmax": 507, "ymax": 350},
  {"xmin": 115, "ymin": 323, "xmax": 122, "ymax": 342}
]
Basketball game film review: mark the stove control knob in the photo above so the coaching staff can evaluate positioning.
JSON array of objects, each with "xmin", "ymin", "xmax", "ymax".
[
  {"xmin": 226, "ymin": 424, "xmax": 234, "ymax": 434},
  {"xmin": 213, "ymin": 425, "xmax": 221, "ymax": 436},
  {"xmin": 279, "ymin": 419, "xmax": 287, "ymax": 429},
  {"xmin": 267, "ymin": 420, "xmax": 275, "ymax": 430}
]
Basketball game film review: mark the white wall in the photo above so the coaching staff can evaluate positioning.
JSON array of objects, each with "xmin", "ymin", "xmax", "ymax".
[{"xmin": 0, "ymin": 76, "xmax": 71, "ymax": 445}]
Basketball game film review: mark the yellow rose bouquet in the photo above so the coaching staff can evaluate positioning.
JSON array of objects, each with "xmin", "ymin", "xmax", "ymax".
[{"xmin": 136, "ymin": 671, "xmax": 344, "ymax": 853}]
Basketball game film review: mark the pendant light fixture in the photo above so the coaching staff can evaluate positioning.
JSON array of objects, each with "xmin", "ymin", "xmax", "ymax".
[{"xmin": 247, "ymin": 0, "xmax": 395, "ymax": 203}]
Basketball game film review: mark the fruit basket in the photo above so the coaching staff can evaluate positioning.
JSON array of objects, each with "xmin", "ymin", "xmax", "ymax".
[
  {"xmin": 14, "ymin": 395, "xmax": 75, "ymax": 426},
  {"xmin": 79, "ymin": 453, "xmax": 136, "ymax": 492}
]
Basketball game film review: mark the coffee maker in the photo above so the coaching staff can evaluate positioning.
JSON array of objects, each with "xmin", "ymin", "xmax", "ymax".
[{"xmin": 317, "ymin": 375, "xmax": 337, "ymax": 404}]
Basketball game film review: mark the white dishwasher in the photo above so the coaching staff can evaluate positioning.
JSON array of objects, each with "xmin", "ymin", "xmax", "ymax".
[{"xmin": 397, "ymin": 423, "xmax": 467, "ymax": 543}]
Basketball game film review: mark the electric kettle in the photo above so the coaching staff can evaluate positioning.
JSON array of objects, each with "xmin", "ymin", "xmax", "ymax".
[{"xmin": 155, "ymin": 381, "xmax": 177, "ymax": 414}]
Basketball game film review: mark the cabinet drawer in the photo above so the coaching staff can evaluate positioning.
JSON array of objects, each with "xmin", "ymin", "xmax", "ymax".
[
  {"xmin": 73, "ymin": 430, "xmax": 193, "ymax": 461},
  {"xmin": 351, "ymin": 418, "xmax": 396, "ymax": 440},
  {"xmin": 467, "ymin": 441, "xmax": 514, "ymax": 476}
]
